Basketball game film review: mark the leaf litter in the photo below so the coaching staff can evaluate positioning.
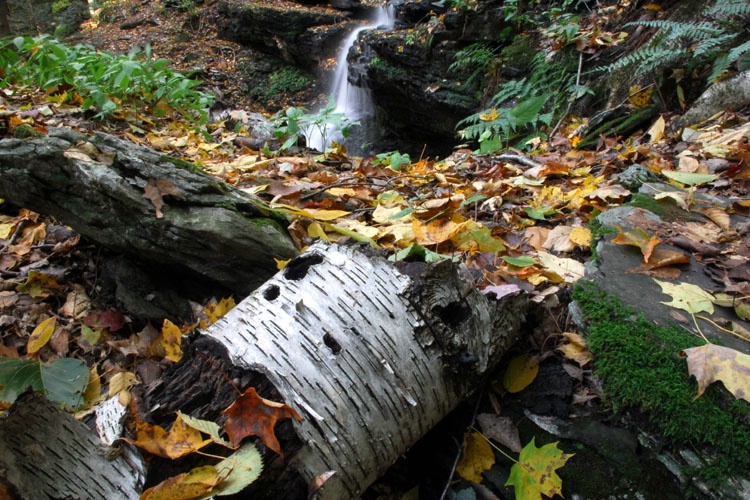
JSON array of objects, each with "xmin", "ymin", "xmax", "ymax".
[{"xmin": 0, "ymin": 1, "xmax": 749, "ymax": 497}]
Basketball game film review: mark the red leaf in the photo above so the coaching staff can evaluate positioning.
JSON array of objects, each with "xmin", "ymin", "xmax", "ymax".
[{"xmin": 222, "ymin": 387, "xmax": 302, "ymax": 455}]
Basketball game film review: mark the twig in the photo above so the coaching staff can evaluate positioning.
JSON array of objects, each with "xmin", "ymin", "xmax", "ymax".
[
  {"xmin": 492, "ymin": 153, "xmax": 542, "ymax": 169},
  {"xmin": 549, "ymin": 50, "xmax": 584, "ymax": 140},
  {"xmin": 439, "ymin": 388, "xmax": 485, "ymax": 500}
]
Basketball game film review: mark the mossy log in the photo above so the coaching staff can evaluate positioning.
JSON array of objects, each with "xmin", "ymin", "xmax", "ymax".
[
  {"xmin": 142, "ymin": 242, "xmax": 528, "ymax": 498},
  {"xmin": 0, "ymin": 127, "xmax": 297, "ymax": 295}
]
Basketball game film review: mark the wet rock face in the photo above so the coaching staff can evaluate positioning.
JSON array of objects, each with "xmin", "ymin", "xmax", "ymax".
[
  {"xmin": 345, "ymin": 0, "xmax": 514, "ymax": 155},
  {"xmin": 216, "ymin": 1, "xmax": 356, "ymax": 69}
]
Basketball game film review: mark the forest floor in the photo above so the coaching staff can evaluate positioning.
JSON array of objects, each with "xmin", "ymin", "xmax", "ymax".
[{"xmin": 1, "ymin": 0, "xmax": 749, "ymax": 498}]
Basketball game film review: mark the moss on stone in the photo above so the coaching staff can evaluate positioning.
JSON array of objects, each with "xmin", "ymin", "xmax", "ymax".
[
  {"xmin": 160, "ymin": 155, "xmax": 202, "ymax": 174},
  {"xmin": 572, "ymin": 280, "xmax": 750, "ymax": 487}
]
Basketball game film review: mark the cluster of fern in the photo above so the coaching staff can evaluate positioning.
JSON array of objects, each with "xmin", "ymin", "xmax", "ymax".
[{"xmin": 603, "ymin": 0, "xmax": 750, "ymax": 83}]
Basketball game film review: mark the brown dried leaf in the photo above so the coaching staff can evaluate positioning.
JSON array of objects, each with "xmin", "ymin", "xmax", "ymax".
[{"xmin": 222, "ymin": 387, "xmax": 303, "ymax": 455}]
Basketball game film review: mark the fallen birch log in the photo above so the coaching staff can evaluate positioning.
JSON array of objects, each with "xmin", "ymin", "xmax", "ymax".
[
  {"xmin": 0, "ymin": 127, "xmax": 297, "ymax": 294},
  {"xmin": 142, "ymin": 242, "xmax": 527, "ymax": 498}
]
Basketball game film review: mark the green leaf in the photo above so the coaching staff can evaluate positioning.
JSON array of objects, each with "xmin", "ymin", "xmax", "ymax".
[
  {"xmin": 661, "ymin": 170, "xmax": 718, "ymax": 186},
  {"xmin": 505, "ymin": 438, "xmax": 574, "ymax": 500},
  {"xmin": 502, "ymin": 255, "xmax": 537, "ymax": 267},
  {"xmin": 0, "ymin": 357, "xmax": 89, "ymax": 408},
  {"xmin": 208, "ymin": 444, "xmax": 264, "ymax": 497},
  {"xmin": 524, "ymin": 206, "xmax": 556, "ymax": 220},
  {"xmin": 655, "ymin": 279, "xmax": 715, "ymax": 315}
]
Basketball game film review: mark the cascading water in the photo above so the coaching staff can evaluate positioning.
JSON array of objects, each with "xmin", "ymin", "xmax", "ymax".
[{"xmin": 306, "ymin": 3, "xmax": 394, "ymax": 153}]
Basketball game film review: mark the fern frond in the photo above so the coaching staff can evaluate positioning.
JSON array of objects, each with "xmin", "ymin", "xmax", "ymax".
[
  {"xmin": 603, "ymin": 46, "xmax": 685, "ymax": 74},
  {"xmin": 694, "ymin": 33, "xmax": 738, "ymax": 57},
  {"xmin": 709, "ymin": 39, "xmax": 750, "ymax": 82},
  {"xmin": 708, "ymin": 0, "xmax": 750, "ymax": 17},
  {"xmin": 624, "ymin": 20, "xmax": 722, "ymax": 40},
  {"xmin": 490, "ymin": 78, "xmax": 529, "ymax": 106}
]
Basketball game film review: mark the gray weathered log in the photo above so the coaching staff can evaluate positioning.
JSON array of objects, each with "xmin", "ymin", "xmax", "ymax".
[
  {"xmin": 0, "ymin": 391, "xmax": 145, "ymax": 499},
  {"xmin": 147, "ymin": 242, "xmax": 527, "ymax": 498},
  {"xmin": 0, "ymin": 127, "xmax": 297, "ymax": 294},
  {"xmin": 673, "ymin": 69, "xmax": 750, "ymax": 131}
]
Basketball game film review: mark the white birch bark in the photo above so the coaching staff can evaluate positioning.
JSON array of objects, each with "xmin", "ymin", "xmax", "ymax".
[{"xmin": 204, "ymin": 242, "xmax": 526, "ymax": 498}]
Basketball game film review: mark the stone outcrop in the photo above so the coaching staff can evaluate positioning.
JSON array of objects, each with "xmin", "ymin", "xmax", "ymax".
[{"xmin": 352, "ymin": 1, "xmax": 513, "ymax": 155}]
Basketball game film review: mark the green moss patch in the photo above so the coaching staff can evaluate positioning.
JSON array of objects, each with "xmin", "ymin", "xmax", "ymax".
[{"xmin": 572, "ymin": 280, "xmax": 750, "ymax": 486}]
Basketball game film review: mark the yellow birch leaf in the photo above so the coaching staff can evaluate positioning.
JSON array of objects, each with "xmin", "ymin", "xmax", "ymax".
[
  {"xmin": 140, "ymin": 465, "xmax": 221, "ymax": 500},
  {"xmin": 306, "ymin": 209, "xmax": 350, "ymax": 221},
  {"xmin": 503, "ymin": 354, "xmax": 539, "ymax": 393},
  {"xmin": 680, "ymin": 344, "xmax": 750, "ymax": 402},
  {"xmin": 456, "ymin": 432, "xmax": 496, "ymax": 482},
  {"xmin": 27, "ymin": 316, "xmax": 57, "ymax": 354}
]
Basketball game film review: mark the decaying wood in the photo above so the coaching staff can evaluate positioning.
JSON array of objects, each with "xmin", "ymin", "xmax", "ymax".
[
  {"xmin": 0, "ymin": 392, "xmax": 145, "ymax": 499},
  {"xmin": 0, "ymin": 127, "xmax": 297, "ymax": 294},
  {"xmin": 144, "ymin": 242, "xmax": 527, "ymax": 498}
]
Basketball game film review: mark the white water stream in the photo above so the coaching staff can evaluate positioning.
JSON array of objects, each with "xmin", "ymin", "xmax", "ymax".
[{"xmin": 306, "ymin": 3, "xmax": 394, "ymax": 153}]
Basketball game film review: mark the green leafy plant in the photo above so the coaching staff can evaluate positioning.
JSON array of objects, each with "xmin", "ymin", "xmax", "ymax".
[
  {"xmin": 602, "ymin": 0, "xmax": 750, "ymax": 83},
  {"xmin": 0, "ymin": 35, "xmax": 214, "ymax": 122},
  {"xmin": 269, "ymin": 98, "xmax": 358, "ymax": 153},
  {"xmin": 373, "ymin": 150, "xmax": 410, "ymax": 172},
  {"xmin": 457, "ymin": 48, "xmax": 589, "ymax": 152},
  {"xmin": 449, "ymin": 42, "xmax": 499, "ymax": 92}
]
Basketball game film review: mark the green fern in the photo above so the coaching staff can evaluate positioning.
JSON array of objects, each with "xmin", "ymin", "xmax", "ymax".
[
  {"xmin": 708, "ymin": 0, "xmax": 750, "ymax": 17},
  {"xmin": 603, "ymin": 0, "xmax": 750, "ymax": 83},
  {"xmin": 449, "ymin": 42, "xmax": 498, "ymax": 90}
]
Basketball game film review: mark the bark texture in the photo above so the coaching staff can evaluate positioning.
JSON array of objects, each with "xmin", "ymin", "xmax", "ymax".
[
  {"xmin": 0, "ymin": 392, "xmax": 144, "ymax": 499},
  {"xmin": 674, "ymin": 69, "xmax": 750, "ymax": 130},
  {"xmin": 0, "ymin": 127, "xmax": 297, "ymax": 294},
  {"xmin": 165, "ymin": 242, "xmax": 527, "ymax": 498}
]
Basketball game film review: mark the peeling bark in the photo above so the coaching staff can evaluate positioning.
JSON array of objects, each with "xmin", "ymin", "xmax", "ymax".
[{"xmin": 144, "ymin": 242, "xmax": 527, "ymax": 498}]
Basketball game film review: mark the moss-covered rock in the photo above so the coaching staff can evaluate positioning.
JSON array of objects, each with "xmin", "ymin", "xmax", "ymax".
[{"xmin": 572, "ymin": 280, "xmax": 750, "ymax": 495}]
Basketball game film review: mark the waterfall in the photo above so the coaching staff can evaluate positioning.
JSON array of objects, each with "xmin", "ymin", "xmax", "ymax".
[{"xmin": 306, "ymin": 3, "xmax": 394, "ymax": 153}]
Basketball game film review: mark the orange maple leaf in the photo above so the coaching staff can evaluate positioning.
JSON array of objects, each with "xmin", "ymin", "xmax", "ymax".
[
  {"xmin": 222, "ymin": 387, "xmax": 303, "ymax": 455},
  {"xmin": 611, "ymin": 225, "xmax": 660, "ymax": 263}
]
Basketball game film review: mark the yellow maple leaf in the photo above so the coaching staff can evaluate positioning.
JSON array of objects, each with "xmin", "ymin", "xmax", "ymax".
[
  {"xmin": 506, "ymin": 438, "xmax": 574, "ymax": 499},
  {"xmin": 611, "ymin": 226, "xmax": 660, "ymax": 263},
  {"xmin": 141, "ymin": 465, "xmax": 222, "ymax": 500}
]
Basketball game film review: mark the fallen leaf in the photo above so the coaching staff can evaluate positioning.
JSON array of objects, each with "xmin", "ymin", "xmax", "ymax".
[
  {"xmin": 557, "ymin": 332, "xmax": 591, "ymax": 366},
  {"xmin": 655, "ymin": 279, "xmax": 715, "ymax": 315},
  {"xmin": 60, "ymin": 283, "xmax": 90, "ymax": 319},
  {"xmin": 503, "ymin": 354, "xmax": 539, "ymax": 393},
  {"xmin": 27, "ymin": 316, "xmax": 57, "ymax": 354},
  {"xmin": 222, "ymin": 387, "xmax": 303, "ymax": 455},
  {"xmin": 122, "ymin": 413, "xmax": 213, "ymax": 459},
  {"xmin": 0, "ymin": 357, "xmax": 88, "ymax": 407},
  {"xmin": 476, "ymin": 413, "xmax": 522, "ymax": 453},
  {"xmin": 505, "ymin": 438, "xmax": 574, "ymax": 500},
  {"xmin": 536, "ymin": 251, "xmax": 585, "ymax": 284},
  {"xmin": 680, "ymin": 344, "xmax": 750, "ymax": 402},
  {"xmin": 611, "ymin": 226, "xmax": 660, "ymax": 263},
  {"xmin": 140, "ymin": 465, "xmax": 222, "ymax": 500},
  {"xmin": 661, "ymin": 170, "xmax": 718, "ymax": 186},
  {"xmin": 178, "ymin": 411, "xmax": 234, "ymax": 449},
  {"xmin": 212, "ymin": 443, "xmax": 265, "ymax": 496},
  {"xmin": 456, "ymin": 431, "xmax": 496, "ymax": 482},
  {"xmin": 143, "ymin": 178, "xmax": 186, "ymax": 218}
]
